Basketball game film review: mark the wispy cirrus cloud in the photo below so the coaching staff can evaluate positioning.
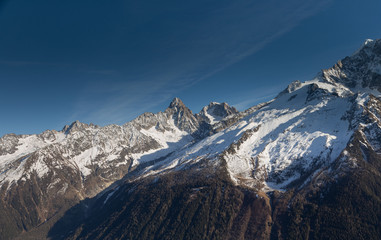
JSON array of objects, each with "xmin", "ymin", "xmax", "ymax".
[
  {"xmin": 232, "ymin": 88, "xmax": 283, "ymax": 111},
  {"xmin": 68, "ymin": 0, "xmax": 332, "ymax": 125}
]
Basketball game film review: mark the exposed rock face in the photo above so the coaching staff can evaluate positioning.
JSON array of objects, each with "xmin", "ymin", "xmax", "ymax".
[
  {"xmin": 322, "ymin": 39, "xmax": 381, "ymax": 93},
  {"xmin": 166, "ymin": 97, "xmax": 200, "ymax": 133},
  {"xmin": 197, "ymin": 102, "xmax": 239, "ymax": 124},
  {"xmin": 0, "ymin": 134, "xmax": 19, "ymax": 155}
]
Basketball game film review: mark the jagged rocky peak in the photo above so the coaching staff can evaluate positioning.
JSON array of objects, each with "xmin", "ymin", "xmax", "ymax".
[
  {"xmin": 275, "ymin": 80, "xmax": 303, "ymax": 98},
  {"xmin": 285, "ymin": 80, "xmax": 302, "ymax": 93},
  {"xmin": 130, "ymin": 112, "xmax": 158, "ymax": 130},
  {"xmin": 168, "ymin": 97, "xmax": 186, "ymax": 109},
  {"xmin": 322, "ymin": 38, "xmax": 381, "ymax": 94},
  {"xmin": 165, "ymin": 97, "xmax": 199, "ymax": 133},
  {"xmin": 38, "ymin": 129, "xmax": 59, "ymax": 141},
  {"xmin": 354, "ymin": 39, "xmax": 380, "ymax": 56},
  {"xmin": 198, "ymin": 102, "xmax": 238, "ymax": 124},
  {"xmin": 62, "ymin": 120, "xmax": 95, "ymax": 134},
  {"xmin": 0, "ymin": 133, "xmax": 20, "ymax": 156}
]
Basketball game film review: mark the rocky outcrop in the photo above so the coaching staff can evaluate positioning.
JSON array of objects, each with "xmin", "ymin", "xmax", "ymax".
[{"xmin": 322, "ymin": 39, "xmax": 381, "ymax": 93}]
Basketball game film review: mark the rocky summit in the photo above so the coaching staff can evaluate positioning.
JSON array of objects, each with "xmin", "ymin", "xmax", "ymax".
[{"xmin": 1, "ymin": 39, "xmax": 381, "ymax": 240}]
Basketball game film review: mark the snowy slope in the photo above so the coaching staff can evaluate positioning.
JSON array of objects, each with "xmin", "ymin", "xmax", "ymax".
[
  {"xmin": 0, "ymin": 99, "xmax": 200, "ymax": 191},
  {"xmin": 0, "ymin": 98, "xmax": 239, "ymax": 197},
  {"xmin": 135, "ymin": 80, "xmax": 357, "ymax": 189},
  {"xmin": 132, "ymin": 39, "xmax": 381, "ymax": 191}
]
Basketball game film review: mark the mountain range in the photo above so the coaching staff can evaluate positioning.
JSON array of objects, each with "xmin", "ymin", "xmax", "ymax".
[{"xmin": 1, "ymin": 39, "xmax": 381, "ymax": 239}]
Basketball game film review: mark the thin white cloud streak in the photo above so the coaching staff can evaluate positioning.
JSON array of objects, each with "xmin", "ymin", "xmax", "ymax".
[
  {"xmin": 232, "ymin": 88, "xmax": 282, "ymax": 111},
  {"xmin": 70, "ymin": 78, "xmax": 180, "ymax": 125},
  {"xmin": 70, "ymin": 0, "xmax": 332, "ymax": 126}
]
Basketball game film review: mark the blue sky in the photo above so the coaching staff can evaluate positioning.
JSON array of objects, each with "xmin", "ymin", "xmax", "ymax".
[{"xmin": 1, "ymin": 0, "xmax": 381, "ymax": 136}]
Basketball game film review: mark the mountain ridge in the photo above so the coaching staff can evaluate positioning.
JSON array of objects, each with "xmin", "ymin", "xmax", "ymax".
[{"xmin": 0, "ymin": 39, "xmax": 381, "ymax": 239}]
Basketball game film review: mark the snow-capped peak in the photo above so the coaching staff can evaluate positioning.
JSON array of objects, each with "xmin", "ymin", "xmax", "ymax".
[
  {"xmin": 321, "ymin": 39, "xmax": 381, "ymax": 96},
  {"xmin": 62, "ymin": 120, "xmax": 95, "ymax": 134},
  {"xmin": 198, "ymin": 102, "xmax": 238, "ymax": 124},
  {"xmin": 352, "ymin": 38, "xmax": 375, "ymax": 56},
  {"xmin": 168, "ymin": 97, "xmax": 185, "ymax": 109}
]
